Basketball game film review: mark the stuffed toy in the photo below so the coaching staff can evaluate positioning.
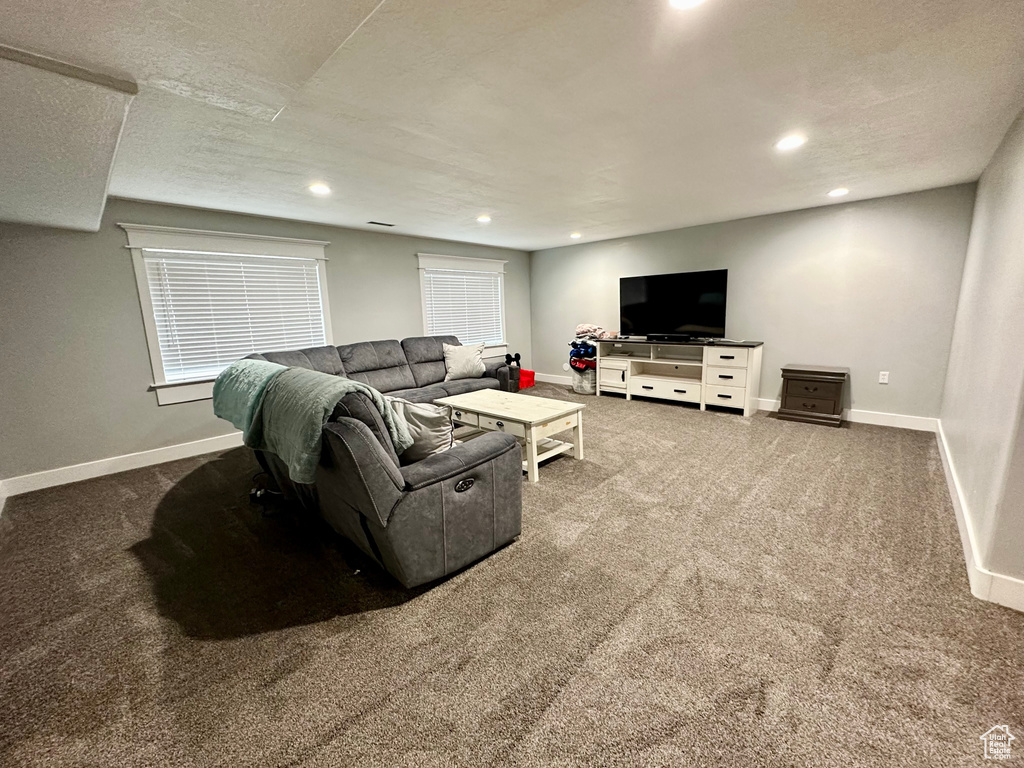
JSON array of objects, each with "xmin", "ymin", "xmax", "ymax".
[{"xmin": 504, "ymin": 353, "xmax": 522, "ymax": 368}]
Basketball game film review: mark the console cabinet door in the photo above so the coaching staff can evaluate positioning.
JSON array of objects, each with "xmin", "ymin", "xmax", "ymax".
[{"xmin": 599, "ymin": 366, "xmax": 626, "ymax": 387}]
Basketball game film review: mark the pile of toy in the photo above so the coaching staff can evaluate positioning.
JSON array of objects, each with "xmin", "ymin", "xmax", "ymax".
[
  {"xmin": 574, "ymin": 323, "xmax": 618, "ymax": 340},
  {"xmin": 568, "ymin": 324, "xmax": 607, "ymax": 394},
  {"xmin": 568, "ymin": 340, "xmax": 597, "ymax": 374}
]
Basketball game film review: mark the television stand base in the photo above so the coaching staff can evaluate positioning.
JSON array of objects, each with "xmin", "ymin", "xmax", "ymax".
[{"xmin": 595, "ymin": 338, "xmax": 764, "ymax": 417}]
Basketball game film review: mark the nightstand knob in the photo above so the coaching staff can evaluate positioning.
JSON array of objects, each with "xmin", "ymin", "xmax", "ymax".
[
  {"xmin": 805, "ymin": 386, "xmax": 818, "ymax": 393},
  {"xmin": 803, "ymin": 402, "xmax": 817, "ymax": 409},
  {"xmin": 496, "ymin": 420, "xmax": 504, "ymax": 427}
]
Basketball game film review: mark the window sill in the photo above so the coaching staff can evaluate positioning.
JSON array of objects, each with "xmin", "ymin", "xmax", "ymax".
[
  {"xmin": 483, "ymin": 344, "xmax": 508, "ymax": 360},
  {"xmin": 152, "ymin": 379, "xmax": 215, "ymax": 405}
]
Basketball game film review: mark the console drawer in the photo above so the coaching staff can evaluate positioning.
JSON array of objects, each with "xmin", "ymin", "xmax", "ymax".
[
  {"xmin": 705, "ymin": 384, "xmax": 745, "ymax": 407},
  {"xmin": 706, "ymin": 366, "xmax": 747, "ymax": 388},
  {"xmin": 707, "ymin": 348, "xmax": 748, "ymax": 367},
  {"xmin": 451, "ymin": 409, "xmax": 478, "ymax": 427},
  {"xmin": 480, "ymin": 415, "xmax": 526, "ymax": 438},
  {"xmin": 600, "ymin": 357, "xmax": 630, "ymax": 370},
  {"xmin": 667, "ymin": 382, "xmax": 701, "ymax": 403},
  {"xmin": 785, "ymin": 379, "xmax": 842, "ymax": 401},
  {"xmin": 782, "ymin": 395, "xmax": 838, "ymax": 416},
  {"xmin": 629, "ymin": 376, "xmax": 701, "ymax": 403}
]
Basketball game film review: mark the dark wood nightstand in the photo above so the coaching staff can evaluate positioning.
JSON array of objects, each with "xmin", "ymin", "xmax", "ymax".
[{"xmin": 778, "ymin": 364, "xmax": 849, "ymax": 427}]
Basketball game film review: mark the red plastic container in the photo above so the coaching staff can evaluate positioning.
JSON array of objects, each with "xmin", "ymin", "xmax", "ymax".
[{"xmin": 518, "ymin": 369, "xmax": 535, "ymax": 389}]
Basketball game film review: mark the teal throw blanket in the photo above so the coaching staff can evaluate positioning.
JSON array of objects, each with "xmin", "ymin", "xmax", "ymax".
[
  {"xmin": 244, "ymin": 367, "xmax": 414, "ymax": 484},
  {"xmin": 212, "ymin": 359, "xmax": 286, "ymax": 441}
]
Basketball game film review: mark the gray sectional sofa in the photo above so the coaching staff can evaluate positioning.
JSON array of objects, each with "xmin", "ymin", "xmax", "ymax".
[{"xmin": 246, "ymin": 336, "xmax": 522, "ymax": 588}]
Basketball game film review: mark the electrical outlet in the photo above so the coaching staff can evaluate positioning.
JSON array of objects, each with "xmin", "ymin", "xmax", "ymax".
[{"xmin": 879, "ymin": 371, "xmax": 889, "ymax": 384}]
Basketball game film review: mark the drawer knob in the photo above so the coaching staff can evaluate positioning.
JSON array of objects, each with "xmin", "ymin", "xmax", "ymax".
[
  {"xmin": 721, "ymin": 355, "xmax": 735, "ymax": 360},
  {"xmin": 804, "ymin": 386, "xmax": 818, "ymax": 393},
  {"xmin": 496, "ymin": 420, "xmax": 504, "ymax": 427},
  {"xmin": 717, "ymin": 394, "xmax": 732, "ymax": 399},
  {"xmin": 642, "ymin": 385, "xmax": 654, "ymax": 390},
  {"xmin": 719, "ymin": 374, "xmax": 733, "ymax": 380},
  {"xmin": 803, "ymin": 402, "xmax": 817, "ymax": 409},
  {"xmin": 455, "ymin": 411, "xmax": 462, "ymax": 417},
  {"xmin": 673, "ymin": 389, "xmax": 686, "ymax": 394}
]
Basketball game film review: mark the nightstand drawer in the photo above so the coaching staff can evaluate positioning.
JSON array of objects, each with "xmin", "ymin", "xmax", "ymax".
[
  {"xmin": 707, "ymin": 348, "xmax": 748, "ymax": 367},
  {"xmin": 782, "ymin": 395, "xmax": 838, "ymax": 416},
  {"xmin": 785, "ymin": 379, "xmax": 842, "ymax": 400},
  {"xmin": 707, "ymin": 366, "xmax": 747, "ymax": 388}
]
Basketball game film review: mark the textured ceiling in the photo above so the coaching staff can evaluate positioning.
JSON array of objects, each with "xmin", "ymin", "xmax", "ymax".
[
  {"xmin": 0, "ymin": 53, "xmax": 134, "ymax": 230},
  {"xmin": 4, "ymin": 0, "xmax": 1024, "ymax": 248}
]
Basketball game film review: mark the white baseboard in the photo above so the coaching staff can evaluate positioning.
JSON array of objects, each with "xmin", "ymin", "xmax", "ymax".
[
  {"xmin": 756, "ymin": 398, "xmax": 937, "ymax": 432},
  {"xmin": 0, "ymin": 431, "xmax": 244, "ymax": 515},
  {"xmin": 535, "ymin": 372, "xmax": 573, "ymax": 386},
  {"xmin": 936, "ymin": 422, "xmax": 1024, "ymax": 613}
]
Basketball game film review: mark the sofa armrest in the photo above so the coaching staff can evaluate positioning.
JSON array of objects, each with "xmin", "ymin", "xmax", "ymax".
[
  {"xmin": 401, "ymin": 432, "xmax": 519, "ymax": 491},
  {"xmin": 484, "ymin": 360, "xmax": 511, "ymax": 391}
]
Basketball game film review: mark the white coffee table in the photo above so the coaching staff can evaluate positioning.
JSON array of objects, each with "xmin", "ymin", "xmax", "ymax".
[{"xmin": 434, "ymin": 389, "xmax": 584, "ymax": 483}]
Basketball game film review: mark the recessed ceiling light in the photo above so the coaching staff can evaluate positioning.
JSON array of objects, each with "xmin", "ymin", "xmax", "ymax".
[
  {"xmin": 476, "ymin": 215, "xmax": 492, "ymax": 223},
  {"xmin": 828, "ymin": 187, "xmax": 850, "ymax": 198},
  {"xmin": 308, "ymin": 183, "xmax": 331, "ymax": 196},
  {"xmin": 670, "ymin": 0, "xmax": 706, "ymax": 7},
  {"xmin": 570, "ymin": 232, "xmax": 582, "ymax": 239},
  {"xmin": 774, "ymin": 134, "xmax": 807, "ymax": 152}
]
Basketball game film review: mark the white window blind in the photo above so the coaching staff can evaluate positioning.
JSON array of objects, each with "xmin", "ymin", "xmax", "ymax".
[
  {"xmin": 421, "ymin": 268, "xmax": 505, "ymax": 347},
  {"xmin": 142, "ymin": 250, "xmax": 327, "ymax": 383}
]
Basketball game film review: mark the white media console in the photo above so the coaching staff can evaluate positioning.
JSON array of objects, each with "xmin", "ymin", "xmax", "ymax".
[{"xmin": 596, "ymin": 339, "xmax": 764, "ymax": 417}]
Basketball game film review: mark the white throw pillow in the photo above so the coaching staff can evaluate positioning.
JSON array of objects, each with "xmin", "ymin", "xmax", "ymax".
[
  {"xmin": 443, "ymin": 342, "xmax": 486, "ymax": 381},
  {"xmin": 387, "ymin": 398, "xmax": 455, "ymax": 464}
]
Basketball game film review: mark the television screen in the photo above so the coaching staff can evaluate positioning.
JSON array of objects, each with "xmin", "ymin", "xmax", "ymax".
[{"xmin": 619, "ymin": 269, "xmax": 728, "ymax": 339}]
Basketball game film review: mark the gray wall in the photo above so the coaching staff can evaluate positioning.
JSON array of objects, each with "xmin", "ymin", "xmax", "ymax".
[
  {"xmin": 531, "ymin": 185, "xmax": 976, "ymax": 417},
  {"xmin": 0, "ymin": 198, "xmax": 531, "ymax": 480},
  {"xmin": 941, "ymin": 110, "xmax": 1024, "ymax": 580}
]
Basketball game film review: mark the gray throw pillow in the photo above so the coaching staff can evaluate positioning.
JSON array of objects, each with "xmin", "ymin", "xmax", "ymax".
[
  {"xmin": 388, "ymin": 398, "xmax": 455, "ymax": 464},
  {"xmin": 443, "ymin": 342, "xmax": 486, "ymax": 381}
]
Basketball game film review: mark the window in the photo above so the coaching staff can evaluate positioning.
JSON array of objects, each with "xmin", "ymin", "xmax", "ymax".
[
  {"xmin": 121, "ymin": 225, "xmax": 331, "ymax": 404},
  {"xmin": 418, "ymin": 253, "xmax": 507, "ymax": 352}
]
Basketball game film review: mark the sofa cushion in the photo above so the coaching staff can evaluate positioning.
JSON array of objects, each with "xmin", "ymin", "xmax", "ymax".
[
  {"xmin": 247, "ymin": 346, "xmax": 345, "ymax": 376},
  {"xmin": 401, "ymin": 335, "xmax": 460, "ymax": 387},
  {"xmin": 336, "ymin": 340, "xmax": 416, "ymax": 393},
  {"xmin": 331, "ymin": 392, "xmax": 400, "ymax": 466},
  {"xmin": 437, "ymin": 378, "xmax": 500, "ymax": 397},
  {"xmin": 386, "ymin": 385, "xmax": 449, "ymax": 404},
  {"xmin": 443, "ymin": 342, "xmax": 486, "ymax": 381},
  {"xmin": 387, "ymin": 398, "xmax": 455, "ymax": 465}
]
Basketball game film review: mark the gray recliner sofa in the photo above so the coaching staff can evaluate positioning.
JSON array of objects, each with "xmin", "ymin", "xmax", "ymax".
[{"xmin": 246, "ymin": 336, "xmax": 522, "ymax": 588}]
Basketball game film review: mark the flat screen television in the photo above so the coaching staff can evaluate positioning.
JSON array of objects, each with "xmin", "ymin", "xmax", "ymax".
[{"xmin": 619, "ymin": 269, "xmax": 728, "ymax": 340}]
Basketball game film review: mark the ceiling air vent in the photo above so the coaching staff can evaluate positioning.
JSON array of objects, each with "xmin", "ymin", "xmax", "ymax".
[{"xmin": 367, "ymin": 221, "xmax": 395, "ymax": 227}]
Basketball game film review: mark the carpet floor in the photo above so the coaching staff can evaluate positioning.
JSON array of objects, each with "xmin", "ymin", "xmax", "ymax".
[{"xmin": 1, "ymin": 383, "xmax": 1022, "ymax": 766}]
